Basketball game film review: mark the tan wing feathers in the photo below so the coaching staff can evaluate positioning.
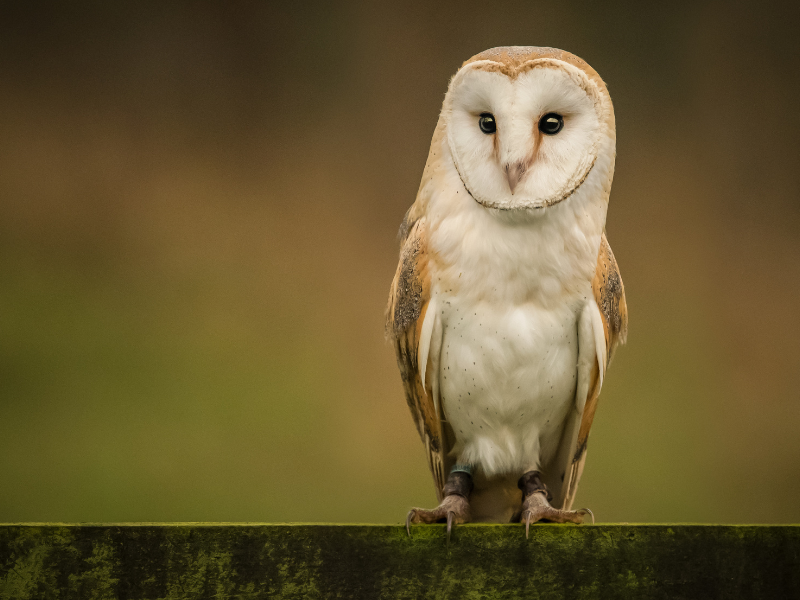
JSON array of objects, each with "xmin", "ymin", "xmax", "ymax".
[
  {"xmin": 386, "ymin": 218, "xmax": 447, "ymax": 498},
  {"xmin": 562, "ymin": 233, "xmax": 627, "ymax": 510},
  {"xmin": 577, "ymin": 234, "xmax": 627, "ymax": 454},
  {"xmin": 594, "ymin": 234, "xmax": 628, "ymax": 357}
]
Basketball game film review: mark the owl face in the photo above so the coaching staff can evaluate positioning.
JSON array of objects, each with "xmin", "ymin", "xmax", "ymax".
[{"xmin": 444, "ymin": 58, "xmax": 609, "ymax": 211}]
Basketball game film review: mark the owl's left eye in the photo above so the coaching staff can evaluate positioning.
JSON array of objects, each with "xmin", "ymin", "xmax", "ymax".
[
  {"xmin": 478, "ymin": 113, "xmax": 496, "ymax": 134},
  {"xmin": 539, "ymin": 113, "xmax": 564, "ymax": 135}
]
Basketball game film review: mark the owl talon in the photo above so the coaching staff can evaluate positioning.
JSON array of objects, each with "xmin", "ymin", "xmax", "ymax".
[
  {"xmin": 446, "ymin": 511, "xmax": 454, "ymax": 544},
  {"xmin": 405, "ymin": 497, "xmax": 470, "ymax": 540},
  {"xmin": 577, "ymin": 508, "xmax": 595, "ymax": 524},
  {"xmin": 406, "ymin": 470, "xmax": 472, "ymax": 539},
  {"xmin": 519, "ymin": 472, "xmax": 588, "ymax": 536},
  {"xmin": 525, "ymin": 511, "xmax": 532, "ymax": 539}
]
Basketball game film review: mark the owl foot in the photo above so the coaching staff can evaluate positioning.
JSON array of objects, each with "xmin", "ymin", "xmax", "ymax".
[
  {"xmin": 518, "ymin": 470, "xmax": 593, "ymax": 538},
  {"xmin": 406, "ymin": 470, "xmax": 472, "ymax": 543}
]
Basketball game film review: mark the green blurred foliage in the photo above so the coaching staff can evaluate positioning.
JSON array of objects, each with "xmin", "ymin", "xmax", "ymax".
[{"xmin": 0, "ymin": 0, "xmax": 799, "ymax": 523}]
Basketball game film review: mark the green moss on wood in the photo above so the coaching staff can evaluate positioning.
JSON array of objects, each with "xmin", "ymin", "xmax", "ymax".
[{"xmin": 1, "ymin": 524, "xmax": 798, "ymax": 599}]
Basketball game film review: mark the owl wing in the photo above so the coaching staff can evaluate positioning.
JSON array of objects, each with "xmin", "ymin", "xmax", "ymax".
[
  {"xmin": 386, "ymin": 212, "xmax": 448, "ymax": 500},
  {"xmin": 547, "ymin": 233, "xmax": 628, "ymax": 510}
]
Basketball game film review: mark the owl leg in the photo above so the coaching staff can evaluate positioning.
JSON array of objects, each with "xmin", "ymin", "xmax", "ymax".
[
  {"xmin": 406, "ymin": 466, "xmax": 473, "ymax": 542},
  {"xmin": 518, "ymin": 470, "xmax": 593, "ymax": 538}
]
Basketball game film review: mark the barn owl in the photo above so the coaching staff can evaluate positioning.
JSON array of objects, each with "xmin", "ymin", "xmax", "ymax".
[{"xmin": 386, "ymin": 47, "xmax": 627, "ymax": 536}]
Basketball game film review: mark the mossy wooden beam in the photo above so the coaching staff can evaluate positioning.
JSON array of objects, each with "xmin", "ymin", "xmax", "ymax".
[{"xmin": 1, "ymin": 524, "xmax": 799, "ymax": 599}]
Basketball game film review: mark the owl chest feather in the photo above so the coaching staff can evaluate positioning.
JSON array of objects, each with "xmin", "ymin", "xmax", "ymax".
[
  {"xmin": 425, "ymin": 183, "xmax": 603, "ymax": 476},
  {"xmin": 436, "ymin": 294, "xmax": 579, "ymax": 475}
]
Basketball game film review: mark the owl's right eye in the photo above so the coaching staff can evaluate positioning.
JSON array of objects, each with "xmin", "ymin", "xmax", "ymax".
[{"xmin": 478, "ymin": 113, "xmax": 496, "ymax": 134}]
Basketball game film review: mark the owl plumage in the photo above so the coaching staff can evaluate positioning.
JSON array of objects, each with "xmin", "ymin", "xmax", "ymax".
[{"xmin": 387, "ymin": 47, "xmax": 627, "ymax": 533}]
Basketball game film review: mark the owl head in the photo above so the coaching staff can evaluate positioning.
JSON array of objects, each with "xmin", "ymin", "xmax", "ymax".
[{"xmin": 442, "ymin": 47, "xmax": 615, "ymax": 212}]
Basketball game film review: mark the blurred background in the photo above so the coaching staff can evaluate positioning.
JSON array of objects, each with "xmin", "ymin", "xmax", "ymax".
[{"xmin": 1, "ymin": 0, "xmax": 799, "ymax": 524}]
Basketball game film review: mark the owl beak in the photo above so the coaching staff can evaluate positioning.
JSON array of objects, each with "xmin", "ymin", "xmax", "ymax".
[{"xmin": 505, "ymin": 161, "xmax": 527, "ymax": 194}]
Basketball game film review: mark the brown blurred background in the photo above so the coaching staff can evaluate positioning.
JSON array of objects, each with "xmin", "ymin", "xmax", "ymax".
[{"xmin": 1, "ymin": 1, "xmax": 799, "ymax": 523}]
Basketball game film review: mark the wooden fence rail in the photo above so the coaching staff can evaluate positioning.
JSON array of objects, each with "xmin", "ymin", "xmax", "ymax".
[{"xmin": 1, "ymin": 524, "xmax": 799, "ymax": 599}]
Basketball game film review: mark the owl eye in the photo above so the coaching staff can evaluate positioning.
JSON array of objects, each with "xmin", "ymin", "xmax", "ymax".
[
  {"xmin": 539, "ymin": 113, "xmax": 564, "ymax": 135},
  {"xmin": 478, "ymin": 113, "xmax": 496, "ymax": 134}
]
